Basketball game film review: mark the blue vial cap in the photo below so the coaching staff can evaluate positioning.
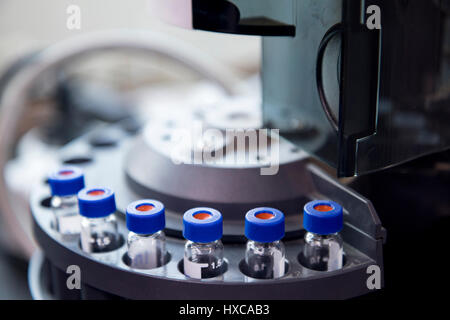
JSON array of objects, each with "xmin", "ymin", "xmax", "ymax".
[
  {"xmin": 77, "ymin": 187, "xmax": 116, "ymax": 218},
  {"xmin": 245, "ymin": 207, "xmax": 285, "ymax": 243},
  {"xmin": 303, "ymin": 200, "xmax": 343, "ymax": 235},
  {"xmin": 126, "ymin": 199, "xmax": 165, "ymax": 234},
  {"xmin": 48, "ymin": 166, "xmax": 85, "ymax": 196},
  {"xmin": 183, "ymin": 207, "xmax": 223, "ymax": 243}
]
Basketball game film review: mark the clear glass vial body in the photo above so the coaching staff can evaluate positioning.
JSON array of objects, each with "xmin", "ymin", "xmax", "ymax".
[
  {"xmin": 302, "ymin": 232, "xmax": 343, "ymax": 271},
  {"xmin": 184, "ymin": 240, "xmax": 224, "ymax": 279},
  {"xmin": 80, "ymin": 214, "xmax": 119, "ymax": 253},
  {"xmin": 127, "ymin": 230, "xmax": 167, "ymax": 269},
  {"xmin": 50, "ymin": 195, "xmax": 81, "ymax": 235},
  {"xmin": 245, "ymin": 240, "xmax": 286, "ymax": 279}
]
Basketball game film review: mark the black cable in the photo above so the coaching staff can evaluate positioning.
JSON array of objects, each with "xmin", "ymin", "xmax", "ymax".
[{"xmin": 316, "ymin": 23, "xmax": 343, "ymax": 133}]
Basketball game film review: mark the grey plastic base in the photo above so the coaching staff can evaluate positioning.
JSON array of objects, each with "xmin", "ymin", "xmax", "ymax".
[
  {"xmin": 30, "ymin": 124, "xmax": 385, "ymax": 299},
  {"xmin": 32, "ymin": 207, "xmax": 380, "ymax": 299}
]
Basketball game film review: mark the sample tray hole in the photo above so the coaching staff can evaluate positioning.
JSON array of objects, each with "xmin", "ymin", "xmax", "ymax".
[
  {"xmin": 40, "ymin": 196, "xmax": 52, "ymax": 208},
  {"xmin": 78, "ymin": 234, "xmax": 125, "ymax": 254},
  {"xmin": 178, "ymin": 258, "xmax": 228, "ymax": 279},
  {"xmin": 297, "ymin": 252, "xmax": 347, "ymax": 272},
  {"xmin": 63, "ymin": 156, "xmax": 93, "ymax": 165},
  {"xmin": 239, "ymin": 259, "xmax": 290, "ymax": 280},
  {"xmin": 122, "ymin": 251, "xmax": 171, "ymax": 270},
  {"xmin": 89, "ymin": 135, "xmax": 118, "ymax": 148}
]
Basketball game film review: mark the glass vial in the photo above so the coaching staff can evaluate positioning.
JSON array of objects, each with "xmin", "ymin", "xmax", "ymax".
[
  {"xmin": 126, "ymin": 200, "xmax": 167, "ymax": 269},
  {"xmin": 47, "ymin": 166, "xmax": 85, "ymax": 235},
  {"xmin": 78, "ymin": 187, "xmax": 120, "ymax": 254},
  {"xmin": 301, "ymin": 200, "xmax": 344, "ymax": 272},
  {"xmin": 183, "ymin": 208, "xmax": 224, "ymax": 279},
  {"xmin": 244, "ymin": 208, "xmax": 286, "ymax": 279}
]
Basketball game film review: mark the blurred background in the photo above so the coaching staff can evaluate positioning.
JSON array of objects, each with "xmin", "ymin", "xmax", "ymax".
[{"xmin": 0, "ymin": 0, "xmax": 260, "ymax": 299}]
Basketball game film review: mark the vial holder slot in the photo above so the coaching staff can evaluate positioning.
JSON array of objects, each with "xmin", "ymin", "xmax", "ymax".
[
  {"xmin": 297, "ymin": 249, "xmax": 348, "ymax": 272},
  {"xmin": 238, "ymin": 259, "xmax": 290, "ymax": 280},
  {"xmin": 123, "ymin": 251, "xmax": 171, "ymax": 270},
  {"xmin": 178, "ymin": 258, "xmax": 229, "ymax": 280},
  {"xmin": 77, "ymin": 234, "xmax": 125, "ymax": 254}
]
